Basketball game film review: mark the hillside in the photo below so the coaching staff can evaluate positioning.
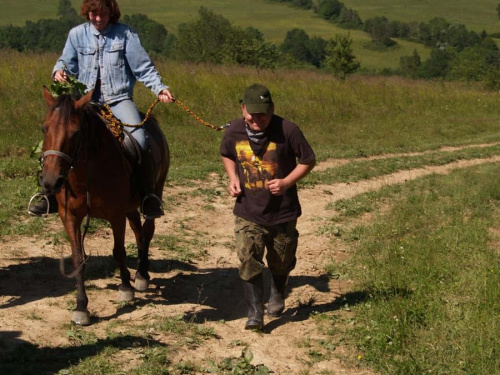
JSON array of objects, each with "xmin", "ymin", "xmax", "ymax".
[
  {"xmin": 1, "ymin": 0, "xmax": 499, "ymax": 75},
  {"xmin": 342, "ymin": 0, "xmax": 500, "ymax": 34}
]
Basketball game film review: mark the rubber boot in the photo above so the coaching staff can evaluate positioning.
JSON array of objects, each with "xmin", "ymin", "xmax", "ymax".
[
  {"xmin": 242, "ymin": 274, "xmax": 264, "ymax": 330},
  {"xmin": 139, "ymin": 147, "xmax": 164, "ymax": 220},
  {"xmin": 28, "ymin": 194, "xmax": 58, "ymax": 217},
  {"xmin": 267, "ymin": 273, "xmax": 289, "ymax": 317}
]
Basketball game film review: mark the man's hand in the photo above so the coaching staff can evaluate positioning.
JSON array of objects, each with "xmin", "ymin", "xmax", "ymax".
[
  {"xmin": 267, "ymin": 179, "xmax": 288, "ymax": 196},
  {"xmin": 228, "ymin": 178, "xmax": 242, "ymax": 197}
]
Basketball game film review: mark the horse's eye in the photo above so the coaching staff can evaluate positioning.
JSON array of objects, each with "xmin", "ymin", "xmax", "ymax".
[
  {"xmin": 71, "ymin": 130, "xmax": 81, "ymax": 141},
  {"xmin": 41, "ymin": 126, "xmax": 47, "ymax": 135}
]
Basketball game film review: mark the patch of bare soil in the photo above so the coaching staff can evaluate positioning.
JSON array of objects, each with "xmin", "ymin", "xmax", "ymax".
[{"xmin": 1, "ymin": 151, "xmax": 499, "ymax": 374}]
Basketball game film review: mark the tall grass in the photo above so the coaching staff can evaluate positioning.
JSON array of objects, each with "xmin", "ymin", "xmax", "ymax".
[{"xmin": 2, "ymin": 49, "xmax": 500, "ymax": 191}]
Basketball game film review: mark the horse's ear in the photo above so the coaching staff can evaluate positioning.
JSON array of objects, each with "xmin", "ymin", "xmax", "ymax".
[
  {"xmin": 75, "ymin": 90, "xmax": 94, "ymax": 110},
  {"xmin": 43, "ymin": 86, "xmax": 55, "ymax": 107}
]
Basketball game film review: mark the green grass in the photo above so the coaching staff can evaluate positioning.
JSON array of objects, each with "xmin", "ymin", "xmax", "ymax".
[{"xmin": 318, "ymin": 163, "xmax": 500, "ymax": 374}]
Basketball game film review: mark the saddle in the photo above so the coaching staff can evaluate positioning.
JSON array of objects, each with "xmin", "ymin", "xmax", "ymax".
[{"xmin": 92, "ymin": 102, "xmax": 163, "ymax": 168}]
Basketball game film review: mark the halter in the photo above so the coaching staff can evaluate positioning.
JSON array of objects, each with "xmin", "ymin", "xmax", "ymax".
[{"xmin": 42, "ymin": 150, "xmax": 74, "ymax": 166}]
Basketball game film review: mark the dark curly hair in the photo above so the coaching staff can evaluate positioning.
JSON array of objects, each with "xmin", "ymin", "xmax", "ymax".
[{"xmin": 80, "ymin": 0, "xmax": 121, "ymax": 24}]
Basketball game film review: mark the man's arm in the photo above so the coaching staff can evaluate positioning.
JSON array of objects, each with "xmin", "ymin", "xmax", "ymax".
[
  {"xmin": 267, "ymin": 159, "xmax": 316, "ymax": 196},
  {"xmin": 222, "ymin": 156, "xmax": 242, "ymax": 197}
]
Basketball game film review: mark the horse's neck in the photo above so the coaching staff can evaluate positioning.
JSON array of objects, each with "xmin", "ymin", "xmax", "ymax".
[{"xmin": 84, "ymin": 109, "xmax": 125, "ymax": 163}]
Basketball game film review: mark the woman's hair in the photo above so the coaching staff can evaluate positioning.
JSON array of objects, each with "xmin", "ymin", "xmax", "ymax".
[{"xmin": 80, "ymin": 0, "xmax": 121, "ymax": 23}]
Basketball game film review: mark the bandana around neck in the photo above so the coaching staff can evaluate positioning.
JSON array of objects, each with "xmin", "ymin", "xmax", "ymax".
[
  {"xmin": 245, "ymin": 122, "xmax": 267, "ymax": 143},
  {"xmin": 245, "ymin": 122, "xmax": 269, "ymax": 156}
]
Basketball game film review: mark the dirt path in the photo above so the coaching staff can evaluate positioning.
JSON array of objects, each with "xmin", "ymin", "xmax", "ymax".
[{"xmin": 1, "ymin": 151, "xmax": 499, "ymax": 374}]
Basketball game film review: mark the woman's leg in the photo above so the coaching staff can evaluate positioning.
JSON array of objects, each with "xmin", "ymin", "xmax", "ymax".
[
  {"xmin": 109, "ymin": 99, "xmax": 147, "ymax": 149},
  {"xmin": 110, "ymin": 100, "xmax": 163, "ymax": 219}
]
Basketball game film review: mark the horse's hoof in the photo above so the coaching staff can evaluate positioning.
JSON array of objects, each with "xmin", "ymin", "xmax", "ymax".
[
  {"xmin": 72, "ymin": 310, "xmax": 90, "ymax": 326},
  {"xmin": 118, "ymin": 286, "xmax": 135, "ymax": 302},
  {"xmin": 135, "ymin": 273, "xmax": 149, "ymax": 292}
]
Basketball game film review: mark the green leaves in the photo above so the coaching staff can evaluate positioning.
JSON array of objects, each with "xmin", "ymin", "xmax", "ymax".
[{"xmin": 49, "ymin": 75, "xmax": 87, "ymax": 99}]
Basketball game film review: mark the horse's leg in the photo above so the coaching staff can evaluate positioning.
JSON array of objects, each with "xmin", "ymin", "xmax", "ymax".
[
  {"xmin": 133, "ymin": 217, "xmax": 156, "ymax": 292},
  {"xmin": 126, "ymin": 210, "xmax": 148, "ymax": 291},
  {"xmin": 110, "ymin": 217, "xmax": 134, "ymax": 302},
  {"xmin": 64, "ymin": 217, "xmax": 90, "ymax": 325}
]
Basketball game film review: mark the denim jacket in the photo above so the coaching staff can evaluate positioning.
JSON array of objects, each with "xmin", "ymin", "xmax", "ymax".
[{"xmin": 53, "ymin": 22, "xmax": 168, "ymax": 104}]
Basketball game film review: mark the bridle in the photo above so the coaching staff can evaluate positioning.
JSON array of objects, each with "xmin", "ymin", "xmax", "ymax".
[
  {"xmin": 40, "ymin": 149, "xmax": 75, "ymax": 179},
  {"xmin": 42, "ymin": 149, "xmax": 74, "ymax": 166}
]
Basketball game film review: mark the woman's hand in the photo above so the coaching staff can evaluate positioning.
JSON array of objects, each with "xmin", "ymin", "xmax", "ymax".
[
  {"xmin": 158, "ymin": 89, "xmax": 174, "ymax": 103},
  {"xmin": 53, "ymin": 70, "xmax": 68, "ymax": 82}
]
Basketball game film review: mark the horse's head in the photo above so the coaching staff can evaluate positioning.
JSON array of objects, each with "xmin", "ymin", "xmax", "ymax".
[{"xmin": 40, "ymin": 87, "xmax": 93, "ymax": 194}]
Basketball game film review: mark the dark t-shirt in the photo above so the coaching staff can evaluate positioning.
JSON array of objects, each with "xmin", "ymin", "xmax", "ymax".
[{"xmin": 220, "ymin": 115, "xmax": 316, "ymax": 225}]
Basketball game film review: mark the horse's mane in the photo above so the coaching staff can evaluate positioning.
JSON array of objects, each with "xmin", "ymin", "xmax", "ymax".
[{"xmin": 52, "ymin": 95, "xmax": 120, "ymax": 162}]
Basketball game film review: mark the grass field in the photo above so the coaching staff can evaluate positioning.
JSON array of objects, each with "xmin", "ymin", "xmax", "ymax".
[{"xmin": 1, "ymin": 50, "xmax": 500, "ymax": 374}]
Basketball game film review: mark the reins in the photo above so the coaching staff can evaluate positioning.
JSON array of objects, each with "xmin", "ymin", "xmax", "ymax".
[
  {"xmin": 173, "ymin": 98, "xmax": 226, "ymax": 131},
  {"xmin": 100, "ymin": 98, "xmax": 225, "ymax": 142}
]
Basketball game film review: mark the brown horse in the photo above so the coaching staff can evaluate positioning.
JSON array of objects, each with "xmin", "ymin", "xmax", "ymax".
[{"xmin": 39, "ymin": 87, "xmax": 170, "ymax": 325}]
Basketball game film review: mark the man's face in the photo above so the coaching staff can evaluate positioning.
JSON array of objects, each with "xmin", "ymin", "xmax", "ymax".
[{"xmin": 242, "ymin": 105, "xmax": 273, "ymax": 132}]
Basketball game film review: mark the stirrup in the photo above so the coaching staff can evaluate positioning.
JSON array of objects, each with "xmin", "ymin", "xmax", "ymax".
[
  {"xmin": 28, "ymin": 193, "xmax": 50, "ymax": 217},
  {"xmin": 140, "ymin": 194, "xmax": 164, "ymax": 219}
]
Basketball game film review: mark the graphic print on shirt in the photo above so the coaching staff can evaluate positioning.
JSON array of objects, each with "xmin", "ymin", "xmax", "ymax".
[{"xmin": 236, "ymin": 141, "xmax": 278, "ymax": 190}]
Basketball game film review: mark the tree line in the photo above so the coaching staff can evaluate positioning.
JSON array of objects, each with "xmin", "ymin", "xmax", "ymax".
[
  {"xmin": 268, "ymin": 0, "xmax": 500, "ymax": 87},
  {"xmin": 0, "ymin": 1, "xmax": 359, "ymax": 79}
]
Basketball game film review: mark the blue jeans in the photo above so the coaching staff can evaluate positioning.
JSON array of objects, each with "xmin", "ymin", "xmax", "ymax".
[{"xmin": 108, "ymin": 100, "xmax": 148, "ymax": 150}]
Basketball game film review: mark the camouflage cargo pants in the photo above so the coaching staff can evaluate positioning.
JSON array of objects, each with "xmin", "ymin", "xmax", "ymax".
[{"xmin": 234, "ymin": 216, "xmax": 299, "ymax": 281}]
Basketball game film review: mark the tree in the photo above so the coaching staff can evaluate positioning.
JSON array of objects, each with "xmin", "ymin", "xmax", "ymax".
[
  {"xmin": 174, "ymin": 7, "xmax": 233, "ymax": 63},
  {"xmin": 292, "ymin": 0, "xmax": 313, "ymax": 9},
  {"xmin": 173, "ymin": 7, "xmax": 279, "ymax": 68},
  {"xmin": 57, "ymin": 0, "xmax": 78, "ymax": 21},
  {"xmin": 308, "ymin": 36, "xmax": 327, "ymax": 67},
  {"xmin": 316, "ymin": 0, "xmax": 344, "ymax": 20},
  {"xmin": 323, "ymin": 33, "xmax": 359, "ymax": 79},
  {"xmin": 338, "ymin": 7, "xmax": 363, "ymax": 29},
  {"xmin": 122, "ymin": 14, "xmax": 170, "ymax": 55},
  {"xmin": 418, "ymin": 48, "xmax": 454, "ymax": 78},
  {"xmin": 399, "ymin": 49, "xmax": 421, "ymax": 78},
  {"xmin": 280, "ymin": 28, "xmax": 312, "ymax": 63},
  {"xmin": 363, "ymin": 16, "xmax": 395, "ymax": 47}
]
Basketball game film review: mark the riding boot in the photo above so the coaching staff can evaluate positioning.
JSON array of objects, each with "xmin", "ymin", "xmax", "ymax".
[
  {"xmin": 28, "ymin": 194, "xmax": 59, "ymax": 217},
  {"xmin": 267, "ymin": 273, "xmax": 289, "ymax": 317},
  {"xmin": 242, "ymin": 274, "xmax": 264, "ymax": 330},
  {"xmin": 139, "ymin": 147, "xmax": 164, "ymax": 220}
]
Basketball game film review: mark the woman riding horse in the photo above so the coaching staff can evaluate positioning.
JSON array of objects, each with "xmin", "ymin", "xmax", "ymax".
[
  {"xmin": 40, "ymin": 87, "xmax": 170, "ymax": 325},
  {"xmin": 29, "ymin": 0, "xmax": 174, "ymax": 219}
]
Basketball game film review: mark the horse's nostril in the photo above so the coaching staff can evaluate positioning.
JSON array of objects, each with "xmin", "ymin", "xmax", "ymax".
[
  {"xmin": 54, "ymin": 176, "xmax": 65, "ymax": 192},
  {"xmin": 42, "ymin": 175, "xmax": 65, "ymax": 194}
]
